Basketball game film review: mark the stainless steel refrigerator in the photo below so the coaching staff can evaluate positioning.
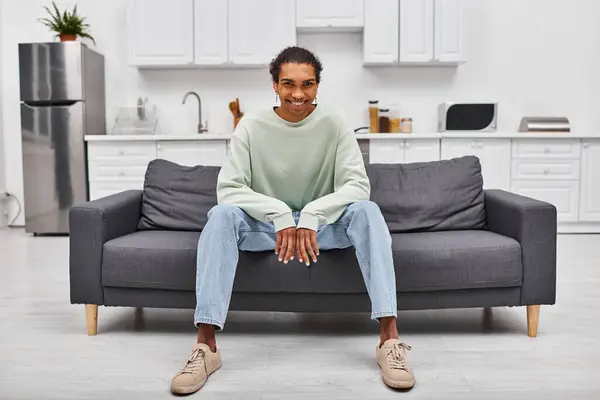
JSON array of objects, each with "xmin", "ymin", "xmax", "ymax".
[{"xmin": 19, "ymin": 42, "xmax": 106, "ymax": 235}]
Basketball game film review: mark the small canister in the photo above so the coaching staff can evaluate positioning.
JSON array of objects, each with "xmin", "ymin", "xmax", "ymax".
[{"xmin": 400, "ymin": 117, "xmax": 413, "ymax": 133}]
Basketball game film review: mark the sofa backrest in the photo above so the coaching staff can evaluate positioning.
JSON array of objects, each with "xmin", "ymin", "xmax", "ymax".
[
  {"xmin": 137, "ymin": 159, "xmax": 220, "ymax": 231},
  {"xmin": 137, "ymin": 156, "xmax": 485, "ymax": 232},
  {"xmin": 366, "ymin": 155, "xmax": 486, "ymax": 233}
]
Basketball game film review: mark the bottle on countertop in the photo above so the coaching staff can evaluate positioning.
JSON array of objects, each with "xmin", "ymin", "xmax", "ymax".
[
  {"xmin": 379, "ymin": 108, "xmax": 390, "ymax": 133},
  {"xmin": 390, "ymin": 104, "xmax": 401, "ymax": 133},
  {"xmin": 368, "ymin": 100, "xmax": 379, "ymax": 133}
]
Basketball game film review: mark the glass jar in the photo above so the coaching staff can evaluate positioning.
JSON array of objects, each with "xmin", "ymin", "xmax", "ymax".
[
  {"xmin": 379, "ymin": 108, "xmax": 390, "ymax": 133},
  {"xmin": 390, "ymin": 104, "xmax": 401, "ymax": 133},
  {"xmin": 368, "ymin": 101, "xmax": 379, "ymax": 133},
  {"xmin": 400, "ymin": 117, "xmax": 413, "ymax": 133}
]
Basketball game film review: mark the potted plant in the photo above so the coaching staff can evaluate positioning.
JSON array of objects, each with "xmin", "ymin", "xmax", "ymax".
[{"xmin": 38, "ymin": 2, "xmax": 96, "ymax": 44}]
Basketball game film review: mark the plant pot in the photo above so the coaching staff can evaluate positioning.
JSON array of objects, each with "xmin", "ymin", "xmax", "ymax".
[{"xmin": 59, "ymin": 34, "xmax": 77, "ymax": 42}]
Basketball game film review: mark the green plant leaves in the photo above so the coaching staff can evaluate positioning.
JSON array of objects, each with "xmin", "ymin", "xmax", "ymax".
[{"xmin": 37, "ymin": 1, "xmax": 96, "ymax": 45}]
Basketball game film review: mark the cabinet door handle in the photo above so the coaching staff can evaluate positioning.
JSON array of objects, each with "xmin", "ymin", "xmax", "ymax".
[
  {"xmin": 583, "ymin": 142, "xmax": 589, "ymax": 148},
  {"xmin": 405, "ymin": 141, "xmax": 410, "ymax": 148},
  {"xmin": 544, "ymin": 168, "xmax": 550, "ymax": 174},
  {"xmin": 471, "ymin": 141, "xmax": 477, "ymax": 148}
]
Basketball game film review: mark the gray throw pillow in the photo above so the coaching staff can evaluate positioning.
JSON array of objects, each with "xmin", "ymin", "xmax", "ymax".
[
  {"xmin": 366, "ymin": 155, "xmax": 486, "ymax": 233},
  {"xmin": 137, "ymin": 159, "xmax": 220, "ymax": 231}
]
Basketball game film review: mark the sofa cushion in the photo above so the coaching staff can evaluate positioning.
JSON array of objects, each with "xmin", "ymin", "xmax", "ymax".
[
  {"xmin": 137, "ymin": 159, "xmax": 220, "ymax": 231},
  {"xmin": 101, "ymin": 230, "xmax": 310, "ymax": 292},
  {"xmin": 308, "ymin": 230, "xmax": 522, "ymax": 293},
  {"xmin": 366, "ymin": 156, "xmax": 486, "ymax": 233}
]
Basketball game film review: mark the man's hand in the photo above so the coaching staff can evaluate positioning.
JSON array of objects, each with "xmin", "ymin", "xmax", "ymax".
[
  {"xmin": 275, "ymin": 227, "xmax": 296, "ymax": 264},
  {"xmin": 296, "ymin": 228, "xmax": 319, "ymax": 266}
]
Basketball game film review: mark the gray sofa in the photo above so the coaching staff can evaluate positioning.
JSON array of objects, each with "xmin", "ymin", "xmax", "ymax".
[{"xmin": 69, "ymin": 156, "xmax": 557, "ymax": 337}]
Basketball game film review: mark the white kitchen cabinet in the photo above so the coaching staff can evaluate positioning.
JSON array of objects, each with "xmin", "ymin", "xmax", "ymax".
[
  {"xmin": 194, "ymin": 0, "xmax": 228, "ymax": 65},
  {"xmin": 511, "ymin": 180, "xmax": 580, "ymax": 222},
  {"xmin": 397, "ymin": 0, "xmax": 465, "ymax": 65},
  {"xmin": 363, "ymin": 0, "xmax": 399, "ymax": 64},
  {"xmin": 369, "ymin": 140, "xmax": 404, "ymax": 164},
  {"xmin": 228, "ymin": 0, "xmax": 296, "ymax": 65},
  {"xmin": 441, "ymin": 138, "xmax": 511, "ymax": 190},
  {"xmin": 369, "ymin": 139, "xmax": 440, "ymax": 164},
  {"xmin": 399, "ymin": 0, "xmax": 434, "ymax": 63},
  {"xmin": 127, "ymin": 0, "xmax": 194, "ymax": 66},
  {"xmin": 297, "ymin": 0, "xmax": 364, "ymax": 30},
  {"xmin": 403, "ymin": 139, "xmax": 440, "ymax": 163},
  {"xmin": 433, "ymin": 0, "xmax": 465, "ymax": 62},
  {"xmin": 579, "ymin": 140, "xmax": 600, "ymax": 221},
  {"xmin": 157, "ymin": 141, "xmax": 227, "ymax": 166}
]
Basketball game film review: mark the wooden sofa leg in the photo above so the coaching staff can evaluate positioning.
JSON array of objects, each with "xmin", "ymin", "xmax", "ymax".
[
  {"xmin": 86, "ymin": 304, "xmax": 98, "ymax": 336},
  {"xmin": 527, "ymin": 305, "xmax": 540, "ymax": 337}
]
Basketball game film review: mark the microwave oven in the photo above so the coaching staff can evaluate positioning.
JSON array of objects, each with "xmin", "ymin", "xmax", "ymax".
[{"xmin": 438, "ymin": 103, "xmax": 498, "ymax": 132}]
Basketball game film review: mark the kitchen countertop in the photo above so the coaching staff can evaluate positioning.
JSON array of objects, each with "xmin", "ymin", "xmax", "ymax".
[{"xmin": 84, "ymin": 132, "xmax": 600, "ymax": 141}]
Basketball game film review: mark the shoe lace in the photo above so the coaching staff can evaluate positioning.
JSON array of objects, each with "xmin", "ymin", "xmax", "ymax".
[
  {"xmin": 386, "ymin": 342, "xmax": 412, "ymax": 371},
  {"xmin": 181, "ymin": 348, "xmax": 207, "ymax": 375}
]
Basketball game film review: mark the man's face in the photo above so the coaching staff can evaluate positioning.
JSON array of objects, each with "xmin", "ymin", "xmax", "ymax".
[{"xmin": 273, "ymin": 62, "xmax": 318, "ymax": 117}]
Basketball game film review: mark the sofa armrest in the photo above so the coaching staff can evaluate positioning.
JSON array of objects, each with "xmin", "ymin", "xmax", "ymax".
[
  {"xmin": 484, "ymin": 189, "xmax": 557, "ymax": 305},
  {"xmin": 69, "ymin": 190, "xmax": 143, "ymax": 305}
]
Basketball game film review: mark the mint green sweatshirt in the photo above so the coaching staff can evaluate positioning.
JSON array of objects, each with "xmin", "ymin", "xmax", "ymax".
[{"xmin": 216, "ymin": 105, "xmax": 371, "ymax": 232}]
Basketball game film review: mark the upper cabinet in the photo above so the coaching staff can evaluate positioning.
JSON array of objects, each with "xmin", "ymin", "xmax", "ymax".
[
  {"xmin": 127, "ymin": 0, "xmax": 195, "ymax": 66},
  {"xmin": 363, "ymin": 0, "xmax": 399, "ymax": 64},
  {"xmin": 128, "ymin": 0, "xmax": 296, "ymax": 68},
  {"xmin": 433, "ymin": 0, "xmax": 465, "ymax": 62},
  {"xmin": 193, "ymin": 0, "xmax": 228, "ymax": 65},
  {"xmin": 297, "ymin": 0, "xmax": 364, "ymax": 30},
  {"xmin": 363, "ymin": 0, "xmax": 465, "ymax": 66},
  {"xmin": 128, "ymin": 0, "xmax": 465, "ymax": 69},
  {"xmin": 399, "ymin": 0, "xmax": 434, "ymax": 63},
  {"xmin": 228, "ymin": 0, "xmax": 296, "ymax": 66}
]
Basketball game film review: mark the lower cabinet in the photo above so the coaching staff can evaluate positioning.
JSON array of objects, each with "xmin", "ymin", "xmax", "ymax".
[
  {"xmin": 85, "ymin": 137, "xmax": 600, "ymax": 231},
  {"xmin": 87, "ymin": 140, "xmax": 228, "ymax": 200},
  {"xmin": 579, "ymin": 140, "xmax": 600, "ymax": 221},
  {"xmin": 369, "ymin": 139, "xmax": 439, "ymax": 163},
  {"xmin": 511, "ymin": 180, "xmax": 580, "ymax": 222},
  {"xmin": 440, "ymin": 138, "xmax": 511, "ymax": 191}
]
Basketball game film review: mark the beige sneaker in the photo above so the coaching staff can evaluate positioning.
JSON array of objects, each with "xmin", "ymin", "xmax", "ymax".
[
  {"xmin": 171, "ymin": 343, "xmax": 222, "ymax": 395},
  {"xmin": 376, "ymin": 338, "xmax": 415, "ymax": 389}
]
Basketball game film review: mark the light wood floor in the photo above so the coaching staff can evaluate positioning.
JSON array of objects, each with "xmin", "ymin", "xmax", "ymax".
[{"xmin": 1, "ymin": 228, "xmax": 599, "ymax": 399}]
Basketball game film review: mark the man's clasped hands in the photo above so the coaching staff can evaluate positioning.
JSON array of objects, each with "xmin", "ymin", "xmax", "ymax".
[{"xmin": 275, "ymin": 227, "xmax": 319, "ymax": 266}]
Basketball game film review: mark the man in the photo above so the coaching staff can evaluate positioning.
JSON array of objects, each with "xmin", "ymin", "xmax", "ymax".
[{"xmin": 170, "ymin": 46, "xmax": 415, "ymax": 395}]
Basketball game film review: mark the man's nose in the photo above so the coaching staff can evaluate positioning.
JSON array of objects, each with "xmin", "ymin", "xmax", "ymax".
[{"xmin": 293, "ymin": 87, "xmax": 304, "ymax": 98}]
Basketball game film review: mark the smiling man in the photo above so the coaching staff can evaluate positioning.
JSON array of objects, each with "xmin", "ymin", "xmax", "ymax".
[{"xmin": 170, "ymin": 46, "xmax": 415, "ymax": 395}]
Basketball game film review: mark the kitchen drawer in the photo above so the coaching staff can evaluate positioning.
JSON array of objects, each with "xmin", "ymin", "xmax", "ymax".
[
  {"xmin": 512, "ymin": 139, "xmax": 580, "ymax": 159},
  {"xmin": 511, "ymin": 159, "xmax": 580, "ymax": 180},
  {"xmin": 89, "ymin": 181, "xmax": 144, "ymax": 201},
  {"xmin": 87, "ymin": 141, "xmax": 157, "ymax": 161},
  {"xmin": 510, "ymin": 180, "xmax": 579, "ymax": 222},
  {"xmin": 88, "ymin": 162, "xmax": 149, "ymax": 182}
]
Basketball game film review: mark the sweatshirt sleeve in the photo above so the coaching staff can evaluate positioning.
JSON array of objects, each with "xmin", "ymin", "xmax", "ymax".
[
  {"xmin": 216, "ymin": 118, "xmax": 296, "ymax": 232},
  {"xmin": 297, "ymin": 125, "xmax": 371, "ymax": 231}
]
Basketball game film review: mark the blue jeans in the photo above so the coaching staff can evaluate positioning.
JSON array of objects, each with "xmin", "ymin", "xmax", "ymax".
[{"xmin": 194, "ymin": 200, "xmax": 397, "ymax": 330}]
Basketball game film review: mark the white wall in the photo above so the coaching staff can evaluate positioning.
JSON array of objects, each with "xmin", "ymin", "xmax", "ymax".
[
  {"xmin": 1, "ymin": 0, "xmax": 599, "ymax": 226},
  {"xmin": 0, "ymin": 1, "xmax": 6, "ymax": 227}
]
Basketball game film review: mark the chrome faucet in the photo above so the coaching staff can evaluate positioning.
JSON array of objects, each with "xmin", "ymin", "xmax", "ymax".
[{"xmin": 182, "ymin": 91, "xmax": 208, "ymax": 133}]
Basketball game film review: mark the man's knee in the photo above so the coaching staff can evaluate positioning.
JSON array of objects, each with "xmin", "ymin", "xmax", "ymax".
[
  {"xmin": 207, "ymin": 204, "xmax": 243, "ymax": 220},
  {"xmin": 348, "ymin": 200, "xmax": 381, "ymax": 216}
]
